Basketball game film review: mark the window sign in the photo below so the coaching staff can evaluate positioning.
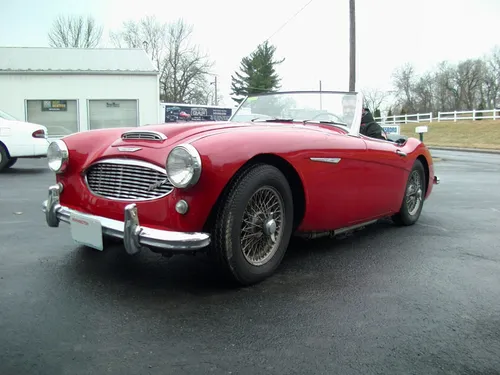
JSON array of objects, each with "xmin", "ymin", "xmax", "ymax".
[{"xmin": 41, "ymin": 100, "xmax": 67, "ymax": 112}]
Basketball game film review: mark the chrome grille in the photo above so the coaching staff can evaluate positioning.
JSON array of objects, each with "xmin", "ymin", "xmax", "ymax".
[
  {"xmin": 121, "ymin": 130, "xmax": 166, "ymax": 141},
  {"xmin": 85, "ymin": 159, "xmax": 174, "ymax": 201}
]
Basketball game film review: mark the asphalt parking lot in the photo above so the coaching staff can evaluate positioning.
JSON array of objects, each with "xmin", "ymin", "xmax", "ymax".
[{"xmin": 1, "ymin": 151, "xmax": 500, "ymax": 375}]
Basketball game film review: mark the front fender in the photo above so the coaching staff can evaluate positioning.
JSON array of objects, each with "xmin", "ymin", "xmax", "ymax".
[{"xmin": 172, "ymin": 128, "xmax": 333, "ymax": 231}]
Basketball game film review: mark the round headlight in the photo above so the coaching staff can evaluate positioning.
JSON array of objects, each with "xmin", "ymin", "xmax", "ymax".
[
  {"xmin": 166, "ymin": 144, "xmax": 202, "ymax": 189},
  {"xmin": 47, "ymin": 140, "xmax": 69, "ymax": 173}
]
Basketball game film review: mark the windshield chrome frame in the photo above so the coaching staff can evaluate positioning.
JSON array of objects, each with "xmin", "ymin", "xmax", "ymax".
[{"xmin": 228, "ymin": 90, "xmax": 364, "ymax": 136}]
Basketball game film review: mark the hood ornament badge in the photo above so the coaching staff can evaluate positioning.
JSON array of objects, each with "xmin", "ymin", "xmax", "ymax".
[
  {"xmin": 118, "ymin": 147, "xmax": 142, "ymax": 152},
  {"xmin": 147, "ymin": 178, "xmax": 168, "ymax": 191}
]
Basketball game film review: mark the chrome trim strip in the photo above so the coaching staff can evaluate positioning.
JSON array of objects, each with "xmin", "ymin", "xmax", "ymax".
[
  {"xmin": 117, "ymin": 147, "xmax": 142, "ymax": 152},
  {"xmin": 42, "ymin": 184, "xmax": 210, "ymax": 252},
  {"xmin": 310, "ymin": 157, "xmax": 342, "ymax": 164},
  {"xmin": 121, "ymin": 130, "xmax": 167, "ymax": 141},
  {"xmin": 84, "ymin": 158, "xmax": 174, "ymax": 202}
]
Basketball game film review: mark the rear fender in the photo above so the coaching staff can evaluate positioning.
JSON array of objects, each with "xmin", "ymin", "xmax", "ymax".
[{"xmin": 400, "ymin": 139, "xmax": 435, "ymax": 198}]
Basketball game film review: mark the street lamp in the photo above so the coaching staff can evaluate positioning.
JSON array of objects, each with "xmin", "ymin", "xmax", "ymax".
[{"xmin": 209, "ymin": 76, "xmax": 218, "ymax": 106}]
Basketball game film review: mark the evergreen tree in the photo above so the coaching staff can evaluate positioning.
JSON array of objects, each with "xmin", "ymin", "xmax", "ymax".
[{"xmin": 230, "ymin": 41, "xmax": 285, "ymax": 104}]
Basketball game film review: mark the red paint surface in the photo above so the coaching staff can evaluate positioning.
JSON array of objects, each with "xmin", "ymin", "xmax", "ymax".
[{"xmin": 56, "ymin": 121, "xmax": 436, "ymax": 233}]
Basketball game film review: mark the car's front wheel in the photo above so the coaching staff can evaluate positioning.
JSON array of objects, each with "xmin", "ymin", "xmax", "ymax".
[
  {"xmin": 211, "ymin": 164, "xmax": 294, "ymax": 286},
  {"xmin": 392, "ymin": 159, "xmax": 426, "ymax": 226}
]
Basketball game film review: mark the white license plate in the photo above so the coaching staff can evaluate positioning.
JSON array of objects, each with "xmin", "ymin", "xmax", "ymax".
[{"xmin": 70, "ymin": 212, "xmax": 103, "ymax": 251}]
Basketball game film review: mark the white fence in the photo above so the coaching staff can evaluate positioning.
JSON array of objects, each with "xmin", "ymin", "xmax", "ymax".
[{"xmin": 374, "ymin": 109, "xmax": 500, "ymax": 124}]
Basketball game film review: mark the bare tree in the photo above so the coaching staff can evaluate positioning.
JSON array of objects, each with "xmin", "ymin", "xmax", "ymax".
[
  {"xmin": 392, "ymin": 63, "xmax": 417, "ymax": 113},
  {"xmin": 48, "ymin": 15, "xmax": 103, "ymax": 48},
  {"xmin": 162, "ymin": 19, "xmax": 214, "ymax": 103},
  {"xmin": 413, "ymin": 72, "xmax": 435, "ymax": 113},
  {"xmin": 483, "ymin": 47, "xmax": 500, "ymax": 108},
  {"xmin": 453, "ymin": 59, "xmax": 484, "ymax": 109},
  {"xmin": 362, "ymin": 88, "xmax": 391, "ymax": 113},
  {"xmin": 110, "ymin": 17, "xmax": 213, "ymax": 104},
  {"xmin": 387, "ymin": 45, "xmax": 500, "ymax": 114}
]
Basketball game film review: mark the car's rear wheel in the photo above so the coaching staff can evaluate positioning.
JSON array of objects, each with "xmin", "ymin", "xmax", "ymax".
[
  {"xmin": 0, "ymin": 145, "xmax": 9, "ymax": 171},
  {"xmin": 392, "ymin": 159, "xmax": 426, "ymax": 226},
  {"xmin": 211, "ymin": 164, "xmax": 294, "ymax": 286}
]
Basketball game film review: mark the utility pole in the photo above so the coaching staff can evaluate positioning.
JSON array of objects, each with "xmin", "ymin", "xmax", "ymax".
[
  {"xmin": 349, "ymin": 0, "xmax": 356, "ymax": 92},
  {"xmin": 214, "ymin": 76, "xmax": 218, "ymax": 106},
  {"xmin": 319, "ymin": 80, "xmax": 322, "ymax": 110}
]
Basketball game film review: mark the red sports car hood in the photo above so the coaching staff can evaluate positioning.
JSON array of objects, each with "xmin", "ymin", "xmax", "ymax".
[
  {"xmin": 103, "ymin": 121, "xmax": 330, "ymax": 149},
  {"xmin": 118, "ymin": 121, "xmax": 251, "ymax": 146},
  {"xmin": 61, "ymin": 120, "xmax": 345, "ymax": 170}
]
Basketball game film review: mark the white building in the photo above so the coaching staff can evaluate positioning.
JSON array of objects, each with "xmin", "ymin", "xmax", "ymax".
[{"xmin": 0, "ymin": 47, "xmax": 159, "ymax": 137}]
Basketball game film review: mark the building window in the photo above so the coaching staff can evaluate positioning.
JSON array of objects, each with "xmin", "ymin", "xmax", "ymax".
[
  {"xmin": 88, "ymin": 100, "xmax": 138, "ymax": 130},
  {"xmin": 26, "ymin": 100, "xmax": 78, "ymax": 136}
]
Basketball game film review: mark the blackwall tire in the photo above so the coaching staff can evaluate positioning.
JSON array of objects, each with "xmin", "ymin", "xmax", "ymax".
[
  {"xmin": 211, "ymin": 164, "xmax": 294, "ymax": 286},
  {"xmin": 392, "ymin": 159, "xmax": 426, "ymax": 226},
  {"xmin": 0, "ymin": 145, "xmax": 9, "ymax": 172},
  {"xmin": 6, "ymin": 157, "xmax": 18, "ymax": 169}
]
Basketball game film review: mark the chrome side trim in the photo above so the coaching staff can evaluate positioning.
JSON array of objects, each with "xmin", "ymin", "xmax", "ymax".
[
  {"xmin": 310, "ymin": 157, "xmax": 342, "ymax": 164},
  {"xmin": 83, "ymin": 158, "xmax": 174, "ymax": 202},
  {"xmin": 121, "ymin": 130, "xmax": 167, "ymax": 141},
  {"xmin": 334, "ymin": 220, "xmax": 377, "ymax": 235},
  {"xmin": 42, "ymin": 184, "xmax": 210, "ymax": 253},
  {"xmin": 295, "ymin": 219, "xmax": 378, "ymax": 239}
]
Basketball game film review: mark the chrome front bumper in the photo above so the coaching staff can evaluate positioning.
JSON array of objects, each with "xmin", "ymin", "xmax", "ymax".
[
  {"xmin": 434, "ymin": 175, "xmax": 440, "ymax": 185},
  {"xmin": 42, "ymin": 184, "xmax": 211, "ymax": 255}
]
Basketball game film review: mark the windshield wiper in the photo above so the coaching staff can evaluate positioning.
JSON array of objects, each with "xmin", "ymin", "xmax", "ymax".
[
  {"xmin": 302, "ymin": 120, "xmax": 348, "ymax": 126},
  {"xmin": 251, "ymin": 117, "xmax": 295, "ymax": 123}
]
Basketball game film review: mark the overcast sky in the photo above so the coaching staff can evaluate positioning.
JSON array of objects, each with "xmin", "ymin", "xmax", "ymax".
[{"xmin": 2, "ymin": 0, "xmax": 500, "ymax": 107}]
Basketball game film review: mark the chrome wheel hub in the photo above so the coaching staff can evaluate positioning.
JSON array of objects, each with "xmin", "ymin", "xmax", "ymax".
[
  {"xmin": 240, "ymin": 186, "xmax": 284, "ymax": 266},
  {"xmin": 263, "ymin": 218, "xmax": 277, "ymax": 237},
  {"xmin": 406, "ymin": 171, "xmax": 423, "ymax": 216}
]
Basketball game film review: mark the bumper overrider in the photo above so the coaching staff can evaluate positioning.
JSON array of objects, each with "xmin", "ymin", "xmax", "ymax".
[{"xmin": 42, "ymin": 184, "xmax": 211, "ymax": 255}]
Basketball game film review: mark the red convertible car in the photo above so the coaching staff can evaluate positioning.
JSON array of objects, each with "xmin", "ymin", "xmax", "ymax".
[{"xmin": 42, "ymin": 91, "xmax": 439, "ymax": 285}]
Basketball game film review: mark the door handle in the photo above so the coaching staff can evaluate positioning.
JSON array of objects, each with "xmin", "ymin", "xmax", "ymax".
[{"xmin": 396, "ymin": 150, "xmax": 407, "ymax": 157}]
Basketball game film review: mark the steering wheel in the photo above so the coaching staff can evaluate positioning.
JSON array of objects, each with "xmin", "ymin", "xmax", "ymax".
[{"xmin": 310, "ymin": 112, "xmax": 344, "ymax": 123}]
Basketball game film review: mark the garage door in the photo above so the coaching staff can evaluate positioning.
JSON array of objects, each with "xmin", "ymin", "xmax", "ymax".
[
  {"xmin": 26, "ymin": 100, "xmax": 78, "ymax": 137},
  {"xmin": 88, "ymin": 100, "xmax": 138, "ymax": 130}
]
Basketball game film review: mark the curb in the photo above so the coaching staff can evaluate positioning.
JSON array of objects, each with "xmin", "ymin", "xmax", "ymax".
[{"xmin": 429, "ymin": 146, "xmax": 500, "ymax": 155}]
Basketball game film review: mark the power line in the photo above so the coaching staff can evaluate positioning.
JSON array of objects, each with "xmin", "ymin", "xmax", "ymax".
[{"xmin": 249, "ymin": 0, "xmax": 315, "ymax": 56}]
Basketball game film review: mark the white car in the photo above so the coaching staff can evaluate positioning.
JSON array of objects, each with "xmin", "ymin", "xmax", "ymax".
[{"xmin": 0, "ymin": 109, "xmax": 50, "ymax": 171}]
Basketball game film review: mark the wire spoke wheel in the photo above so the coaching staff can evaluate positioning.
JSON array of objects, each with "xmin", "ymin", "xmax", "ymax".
[
  {"xmin": 406, "ymin": 170, "xmax": 423, "ymax": 216},
  {"xmin": 240, "ymin": 186, "xmax": 285, "ymax": 266}
]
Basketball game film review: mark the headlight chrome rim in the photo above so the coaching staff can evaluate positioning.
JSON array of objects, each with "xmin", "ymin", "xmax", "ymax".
[
  {"xmin": 47, "ymin": 139, "xmax": 69, "ymax": 173},
  {"xmin": 166, "ymin": 143, "xmax": 202, "ymax": 189}
]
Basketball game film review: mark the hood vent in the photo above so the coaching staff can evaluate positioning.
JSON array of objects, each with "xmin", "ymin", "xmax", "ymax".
[{"xmin": 121, "ymin": 130, "xmax": 167, "ymax": 141}]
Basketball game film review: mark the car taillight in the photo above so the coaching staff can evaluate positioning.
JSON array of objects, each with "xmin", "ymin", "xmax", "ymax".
[{"xmin": 32, "ymin": 129, "xmax": 46, "ymax": 138}]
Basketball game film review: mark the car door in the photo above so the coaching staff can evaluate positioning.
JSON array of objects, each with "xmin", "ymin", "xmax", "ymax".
[{"xmin": 354, "ymin": 135, "xmax": 409, "ymax": 219}]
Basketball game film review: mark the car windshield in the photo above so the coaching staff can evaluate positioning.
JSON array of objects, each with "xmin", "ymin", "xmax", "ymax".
[
  {"xmin": 0, "ymin": 109, "xmax": 19, "ymax": 121},
  {"xmin": 229, "ymin": 91, "xmax": 362, "ymax": 129}
]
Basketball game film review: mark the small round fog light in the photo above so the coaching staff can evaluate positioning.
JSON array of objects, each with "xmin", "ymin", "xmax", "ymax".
[{"xmin": 175, "ymin": 200, "xmax": 189, "ymax": 215}]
